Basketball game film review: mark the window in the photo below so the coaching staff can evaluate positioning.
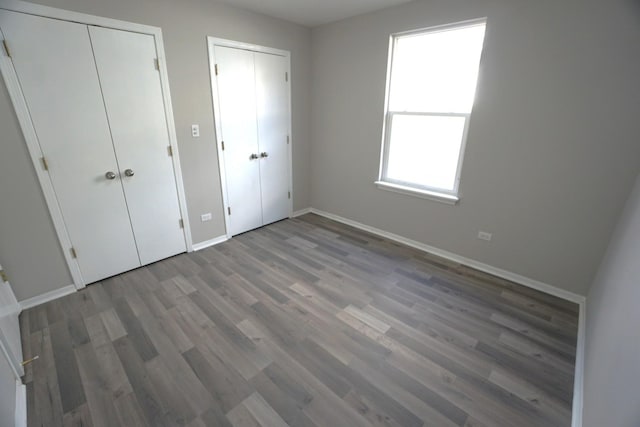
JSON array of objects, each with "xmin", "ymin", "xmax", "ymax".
[{"xmin": 377, "ymin": 20, "xmax": 487, "ymax": 204}]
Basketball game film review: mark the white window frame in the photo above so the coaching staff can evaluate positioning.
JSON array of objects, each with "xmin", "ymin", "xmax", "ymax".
[{"xmin": 376, "ymin": 19, "xmax": 487, "ymax": 205}]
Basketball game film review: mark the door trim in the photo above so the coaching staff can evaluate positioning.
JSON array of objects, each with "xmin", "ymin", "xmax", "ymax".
[
  {"xmin": 0, "ymin": 263, "xmax": 22, "ymax": 378},
  {"xmin": 207, "ymin": 37, "xmax": 294, "ymax": 239},
  {"xmin": 0, "ymin": 0, "xmax": 193, "ymax": 289}
]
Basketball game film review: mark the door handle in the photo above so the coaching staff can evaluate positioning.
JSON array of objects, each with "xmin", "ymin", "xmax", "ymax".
[
  {"xmin": 105, "ymin": 171, "xmax": 116, "ymax": 180},
  {"xmin": 124, "ymin": 169, "xmax": 135, "ymax": 177},
  {"xmin": 249, "ymin": 153, "xmax": 259, "ymax": 160},
  {"xmin": 260, "ymin": 152, "xmax": 269, "ymax": 158}
]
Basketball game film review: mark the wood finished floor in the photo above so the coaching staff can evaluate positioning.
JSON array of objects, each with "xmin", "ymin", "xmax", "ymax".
[{"xmin": 20, "ymin": 214, "xmax": 579, "ymax": 427}]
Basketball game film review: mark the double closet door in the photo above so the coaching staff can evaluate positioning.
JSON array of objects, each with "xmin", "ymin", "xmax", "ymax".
[
  {"xmin": 0, "ymin": 11, "xmax": 186, "ymax": 285},
  {"xmin": 213, "ymin": 45, "xmax": 291, "ymax": 236}
]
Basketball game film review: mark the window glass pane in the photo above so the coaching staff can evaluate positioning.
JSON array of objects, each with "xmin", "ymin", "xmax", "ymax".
[
  {"xmin": 386, "ymin": 114, "xmax": 466, "ymax": 191},
  {"xmin": 388, "ymin": 24, "xmax": 485, "ymax": 114}
]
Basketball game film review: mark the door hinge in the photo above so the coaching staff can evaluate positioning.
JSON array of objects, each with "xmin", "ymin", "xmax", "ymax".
[
  {"xmin": 179, "ymin": 218, "xmax": 184, "ymax": 229},
  {"xmin": 285, "ymin": 72, "xmax": 288, "ymax": 82},
  {"xmin": 70, "ymin": 247, "xmax": 78, "ymax": 259},
  {"xmin": 288, "ymin": 191, "xmax": 291, "ymax": 200},
  {"xmin": 227, "ymin": 207, "xmax": 231, "ymax": 215},
  {"xmin": 0, "ymin": 270, "xmax": 8, "ymax": 283},
  {"xmin": 2, "ymin": 40, "xmax": 11, "ymax": 58},
  {"xmin": 168, "ymin": 146, "xmax": 173, "ymax": 157},
  {"xmin": 286, "ymin": 135, "xmax": 290, "ymax": 144},
  {"xmin": 215, "ymin": 64, "xmax": 219, "ymax": 76},
  {"xmin": 221, "ymin": 141, "xmax": 225, "ymax": 151},
  {"xmin": 41, "ymin": 157, "xmax": 49, "ymax": 171},
  {"xmin": 154, "ymin": 58, "xmax": 160, "ymax": 71}
]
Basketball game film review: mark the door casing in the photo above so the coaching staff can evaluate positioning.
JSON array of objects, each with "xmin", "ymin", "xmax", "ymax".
[
  {"xmin": 0, "ymin": 264, "xmax": 23, "ymax": 379},
  {"xmin": 207, "ymin": 36, "xmax": 294, "ymax": 239},
  {"xmin": 0, "ymin": 0, "xmax": 193, "ymax": 290}
]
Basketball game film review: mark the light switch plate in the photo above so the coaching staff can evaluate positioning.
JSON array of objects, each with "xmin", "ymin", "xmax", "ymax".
[{"xmin": 191, "ymin": 124, "xmax": 200, "ymax": 138}]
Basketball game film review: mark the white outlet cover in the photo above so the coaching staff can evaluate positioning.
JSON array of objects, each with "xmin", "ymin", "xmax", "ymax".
[
  {"xmin": 201, "ymin": 213, "xmax": 212, "ymax": 222},
  {"xmin": 477, "ymin": 231, "xmax": 492, "ymax": 241},
  {"xmin": 191, "ymin": 124, "xmax": 200, "ymax": 138}
]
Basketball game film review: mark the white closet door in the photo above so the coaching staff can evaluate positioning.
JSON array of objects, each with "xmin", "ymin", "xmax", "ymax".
[
  {"xmin": 88, "ymin": 27, "xmax": 186, "ymax": 265},
  {"xmin": 215, "ymin": 46, "xmax": 263, "ymax": 236},
  {"xmin": 255, "ymin": 52, "xmax": 290, "ymax": 225},
  {"xmin": 0, "ymin": 11, "xmax": 140, "ymax": 284}
]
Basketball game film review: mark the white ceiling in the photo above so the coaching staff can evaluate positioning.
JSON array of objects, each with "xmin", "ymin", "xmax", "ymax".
[{"xmin": 219, "ymin": 0, "xmax": 414, "ymax": 27}]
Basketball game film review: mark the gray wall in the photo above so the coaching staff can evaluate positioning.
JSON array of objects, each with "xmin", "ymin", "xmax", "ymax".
[
  {"xmin": 0, "ymin": 0, "xmax": 311, "ymax": 301},
  {"xmin": 583, "ymin": 173, "xmax": 640, "ymax": 426},
  {"xmin": 309, "ymin": 0, "xmax": 640, "ymax": 295}
]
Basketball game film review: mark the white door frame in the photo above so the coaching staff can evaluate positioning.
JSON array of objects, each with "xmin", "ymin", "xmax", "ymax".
[
  {"xmin": 0, "ymin": 264, "xmax": 22, "ymax": 379},
  {"xmin": 0, "ymin": 264, "xmax": 25, "ymax": 427},
  {"xmin": 207, "ymin": 36, "xmax": 294, "ymax": 239},
  {"xmin": 0, "ymin": 0, "xmax": 193, "ymax": 289}
]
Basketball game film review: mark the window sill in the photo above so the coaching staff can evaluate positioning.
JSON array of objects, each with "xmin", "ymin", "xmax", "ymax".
[{"xmin": 374, "ymin": 181, "xmax": 459, "ymax": 205}]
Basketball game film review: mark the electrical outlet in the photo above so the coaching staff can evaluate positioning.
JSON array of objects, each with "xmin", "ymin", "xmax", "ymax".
[
  {"xmin": 201, "ymin": 213, "xmax": 212, "ymax": 222},
  {"xmin": 477, "ymin": 231, "xmax": 492, "ymax": 241},
  {"xmin": 191, "ymin": 124, "xmax": 200, "ymax": 138}
]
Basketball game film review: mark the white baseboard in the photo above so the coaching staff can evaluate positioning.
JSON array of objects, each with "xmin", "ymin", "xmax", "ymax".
[
  {"xmin": 292, "ymin": 208, "xmax": 312, "ymax": 218},
  {"xmin": 308, "ymin": 208, "xmax": 585, "ymax": 304},
  {"xmin": 15, "ymin": 380, "xmax": 26, "ymax": 427},
  {"xmin": 19, "ymin": 284, "xmax": 76, "ymax": 310},
  {"xmin": 303, "ymin": 207, "xmax": 586, "ymax": 426},
  {"xmin": 18, "ymin": 236, "xmax": 228, "ymax": 309},
  {"xmin": 17, "ymin": 235, "xmax": 229, "ymax": 310},
  {"xmin": 192, "ymin": 235, "xmax": 229, "ymax": 251}
]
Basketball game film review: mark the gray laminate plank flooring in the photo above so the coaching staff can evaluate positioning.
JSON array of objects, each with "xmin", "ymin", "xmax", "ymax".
[{"xmin": 20, "ymin": 214, "xmax": 578, "ymax": 427}]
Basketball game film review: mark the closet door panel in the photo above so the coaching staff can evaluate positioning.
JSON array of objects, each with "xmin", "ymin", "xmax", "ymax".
[
  {"xmin": 0, "ymin": 11, "xmax": 140, "ymax": 284},
  {"xmin": 214, "ymin": 46, "xmax": 263, "ymax": 236},
  {"xmin": 255, "ymin": 52, "xmax": 290, "ymax": 225},
  {"xmin": 88, "ymin": 26, "xmax": 186, "ymax": 265}
]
